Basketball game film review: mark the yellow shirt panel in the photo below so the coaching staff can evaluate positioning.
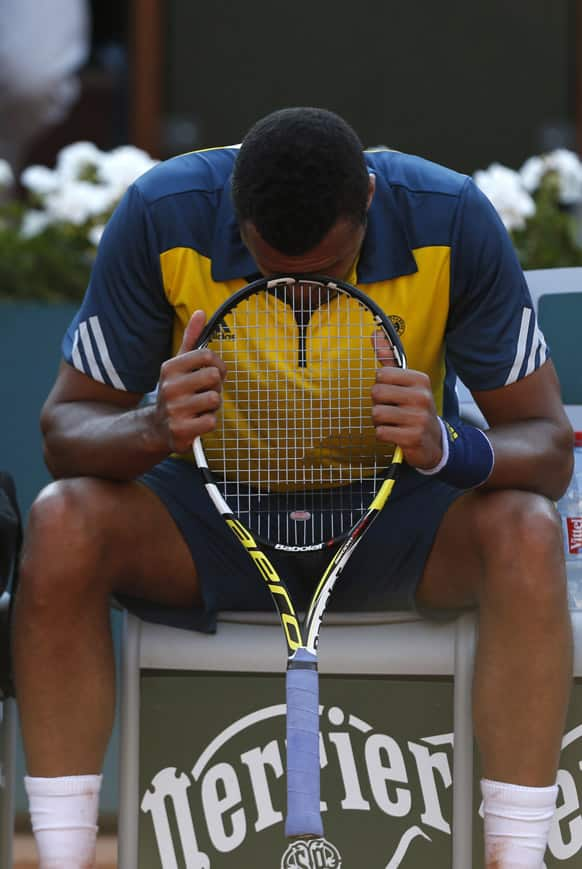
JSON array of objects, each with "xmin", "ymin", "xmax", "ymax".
[
  {"xmin": 363, "ymin": 246, "xmax": 451, "ymax": 415},
  {"xmin": 158, "ymin": 245, "xmax": 451, "ymax": 477},
  {"xmin": 160, "ymin": 248, "xmax": 246, "ymax": 354}
]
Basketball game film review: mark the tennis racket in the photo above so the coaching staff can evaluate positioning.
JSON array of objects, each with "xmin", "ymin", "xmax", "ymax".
[{"xmin": 192, "ymin": 274, "xmax": 406, "ymax": 838}]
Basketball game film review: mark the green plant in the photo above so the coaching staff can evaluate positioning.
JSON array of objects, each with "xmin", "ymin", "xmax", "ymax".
[
  {"xmin": 474, "ymin": 149, "xmax": 582, "ymax": 271},
  {"xmin": 0, "ymin": 142, "xmax": 157, "ymax": 302},
  {"xmin": 510, "ymin": 172, "xmax": 582, "ymax": 269}
]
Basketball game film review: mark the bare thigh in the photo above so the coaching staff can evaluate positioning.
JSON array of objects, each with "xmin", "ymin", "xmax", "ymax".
[
  {"xmin": 22, "ymin": 476, "xmax": 201, "ymax": 608},
  {"xmin": 415, "ymin": 490, "xmax": 482, "ymax": 611}
]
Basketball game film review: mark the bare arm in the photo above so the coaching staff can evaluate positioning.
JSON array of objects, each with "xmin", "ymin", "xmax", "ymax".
[
  {"xmin": 41, "ymin": 310, "xmax": 227, "ymax": 481},
  {"xmin": 472, "ymin": 360, "xmax": 573, "ymax": 499},
  {"xmin": 371, "ymin": 359, "xmax": 573, "ymax": 501}
]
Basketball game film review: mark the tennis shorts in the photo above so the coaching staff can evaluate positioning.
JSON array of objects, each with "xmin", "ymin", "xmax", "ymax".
[{"xmin": 116, "ymin": 457, "xmax": 466, "ymax": 633}]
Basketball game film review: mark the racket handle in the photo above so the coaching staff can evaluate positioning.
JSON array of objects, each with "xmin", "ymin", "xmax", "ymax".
[{"xmin": 284, "ymin": 648, "xmax": 323, "ymax": 838}]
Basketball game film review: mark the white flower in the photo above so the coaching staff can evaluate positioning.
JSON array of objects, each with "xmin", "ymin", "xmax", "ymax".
[
  {"xmin": 20, "ymin": 209, "xmax": 53, "ymax": 238},
  {"xmin": 44, "ymin": 180, "xmax": 117, "ymax": 225},
  {"xmin": 520, "ymin": 149, "xmax": 582, "ymax": 205},
  {"xmin": 12, "ymin": 141, "xmax": 158, "ymax": 248},
  {"xmin": 97, "ymin": 145, "xmax": 158, "ymax": 195},
  {"xmin": 55, "ymin": 141, "xmax": 104, "ymax": 182},
  {"xmin": 88, "ymin": 224, "xmax": 105, "ymax": 247},
  {"xmin": 545, "ymin": 149, "xmax": 582, "ymax": 205},
  {"xmin": 519, "ymin": 156, "xmax": 545, "ymax": 193},
  {"xmin": 474, "ymin": 163, "xmax": 536, "ymax": 231},
  {"xmin": 20, "ymin": 164, "xmax": 60, "ymax": 197},
  {"xmin": 0, "ymin": 158, "xmax": 14, "ymax": 189}
]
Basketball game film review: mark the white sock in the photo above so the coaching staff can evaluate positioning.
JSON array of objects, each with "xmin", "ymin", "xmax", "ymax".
[
  {"xmin": 481, "ymin": 778, "xmax": 558, "ymax": 868},
  {"xmin": 25, "ymin": 774, "xmax": 103, "ymax": 869}
]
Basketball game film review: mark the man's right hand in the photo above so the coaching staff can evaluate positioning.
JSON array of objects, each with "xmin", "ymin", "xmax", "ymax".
[
  {"xmin": 41, "ymin": 311, "xmax": 227, "ymax": 480},
  {"xmin": 151, "ymin": 310, "xmax": 228, "ymax": 454}
]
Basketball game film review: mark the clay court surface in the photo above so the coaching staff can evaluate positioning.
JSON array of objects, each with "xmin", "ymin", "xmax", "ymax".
[{"xmin": 13, "ymin": 834, "xmax": 118, "ymax": 868}]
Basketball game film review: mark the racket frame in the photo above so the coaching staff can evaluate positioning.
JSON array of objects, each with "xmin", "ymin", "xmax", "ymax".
[{"xmin": 192, "ymin": 274, "xmax": 406, "ymax": 837}]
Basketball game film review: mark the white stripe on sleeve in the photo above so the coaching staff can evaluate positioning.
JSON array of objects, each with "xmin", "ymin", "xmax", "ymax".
[
  {"xmin": 71, "ymin": 328, "xmax": 83, "ymax": 372},
  {"xmin": 504, "ymin": 307, "xmax": 532, "ymax": 386},
  {"xmin": 88, "ymin": 316, "xmax": 127, "ymax": 391},
  {"xmin": 525, "ymin": 322, "xmax": 548, "ymax": 376},
  {"xmin": 79, "ymin": 321, "xmax": 105, "ymax": 383}
]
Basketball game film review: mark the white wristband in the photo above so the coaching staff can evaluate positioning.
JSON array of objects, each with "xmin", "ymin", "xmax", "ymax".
[{"xmin": 416, "ymin": 417, "xmax": 450, "ymax": 476}]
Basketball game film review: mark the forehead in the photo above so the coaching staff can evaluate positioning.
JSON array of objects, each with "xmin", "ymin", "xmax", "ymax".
[{"xmin": 241, "ymin": 218, "xmax": 364, "ymax": 275}]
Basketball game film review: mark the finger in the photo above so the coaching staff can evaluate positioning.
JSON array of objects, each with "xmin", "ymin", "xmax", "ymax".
[
  {"xmin": 162, "ymin": 345, "xmax": 227, "ymax": 383},
  {"xmin": 167, "ymin": 412, "xmax": 220, "ymax": 453},
  {"xmin": 371, "ymin": 330, "xmax": 396, "ymax": 367},
  {"xmin": 374, "ymin": 367, "xmax": 429, "ymax": 388},
  {"xmin": 371, "ymin": 377, "xmax": 424, "ymax": 404},
  {"xmin": 178, "ymin": 310, "xmax": 206, "ymax": 355},
  {"xmin": 168, "ymin": 386, "xmax": 222, "ymax": 417},
  {"xmin": 174, "ymin": 364, "xmax": 225, "ymax": 395}
]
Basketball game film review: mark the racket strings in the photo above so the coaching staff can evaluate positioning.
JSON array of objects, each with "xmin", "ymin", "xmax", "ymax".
[{"xmin": 202, "ymin": 279, "xmax": 395, "ymax": 547}]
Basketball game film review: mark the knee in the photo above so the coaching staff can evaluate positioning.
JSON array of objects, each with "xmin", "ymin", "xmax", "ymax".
[
  {"xmin": 19, "ymin": 478, "xmax": 111, "ymax": 607},
  {"xmin": 474, "ymin": 490, "xmax": 562, "ymax": 558},
  {"xmin": 473, "ymin": 490, "xmax": 566, "ymax": 607}
]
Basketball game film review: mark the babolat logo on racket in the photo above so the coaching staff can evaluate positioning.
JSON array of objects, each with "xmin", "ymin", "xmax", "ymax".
[{"xmin": 281, "ymin": 838, "xmax": 342, "ymax": 868}]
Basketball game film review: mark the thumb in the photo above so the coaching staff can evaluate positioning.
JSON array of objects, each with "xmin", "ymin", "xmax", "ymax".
[
  {"xmin": 178, "ymin": 310, "xmax": 206, "ymax": 355},
  {"xmin": 371, "ymin": 329, "xmax": 397, "ymax": 367}
]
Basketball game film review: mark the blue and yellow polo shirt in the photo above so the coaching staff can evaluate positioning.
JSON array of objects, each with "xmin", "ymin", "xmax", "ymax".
[{"xmin": 63, "ymin": 146, "xmax": 547, "ymax": 426}]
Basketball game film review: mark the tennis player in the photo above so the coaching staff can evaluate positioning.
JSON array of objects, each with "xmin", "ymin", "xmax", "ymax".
[{"xmin": 14, "ymin": 107, "xmax": 573, "ymax": 868}]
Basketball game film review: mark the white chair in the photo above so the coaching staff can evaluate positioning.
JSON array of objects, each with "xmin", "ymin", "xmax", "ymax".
[
  {"xmin": 117, "ymin": 268, "xmax": 582, "ymax": 869},
  {"xmin": 118, "ymin": 610, "xmax": 477, "ymax": 868}
]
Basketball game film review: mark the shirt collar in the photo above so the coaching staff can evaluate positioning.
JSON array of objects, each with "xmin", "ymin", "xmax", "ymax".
[
  {"xmin": 356, "ymin": 168, "xmax": 418, "ymax": 282},
  {"xmin": 210, "ymin": 167, "xmax": 418, "ymax": 284},
  {"xmin": 210, "ymin": 176, "xmax": 257, "ymax": 282}
]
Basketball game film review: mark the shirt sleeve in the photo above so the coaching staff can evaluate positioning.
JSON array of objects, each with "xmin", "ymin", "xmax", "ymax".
[
  {"xmin": 446, "ymin": 178, "xmax": 548, "ymax": 392},
  {"xmin": 62, "ymin": 183, "xmax": 174, "ymax": 394}
]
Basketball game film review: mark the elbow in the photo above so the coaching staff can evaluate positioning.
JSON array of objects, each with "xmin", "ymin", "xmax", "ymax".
[
  {"xmin": 40, "ymin": 401, "xmax": 65, "ymax": 479},
  {"xmin": 549, "ymin": 419, "xmax": 575, "ymax": 501},
  {"xmin": 42, "ymin": 441, "xmax": 60, "ymax": 480}
]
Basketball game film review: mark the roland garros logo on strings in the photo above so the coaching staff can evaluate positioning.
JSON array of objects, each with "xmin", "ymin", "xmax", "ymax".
[{"xmin": 141, "ymin": 708, "xmax": 582, "ymax": 868}]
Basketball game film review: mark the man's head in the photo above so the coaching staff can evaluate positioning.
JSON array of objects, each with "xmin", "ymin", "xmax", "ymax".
[{"xmin": 232, "ymin": 107, "xmax": 374, "ymax": 276}]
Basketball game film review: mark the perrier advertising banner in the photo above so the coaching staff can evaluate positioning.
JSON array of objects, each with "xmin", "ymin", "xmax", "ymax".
[{"xmin": 138, "ymin": 672, "xmax": 582, "ymax": 868}]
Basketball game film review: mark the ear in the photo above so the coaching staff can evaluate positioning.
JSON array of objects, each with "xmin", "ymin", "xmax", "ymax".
[{"xmin": 366, "ymin": 173, "xmax": 376, "ymax": 211}]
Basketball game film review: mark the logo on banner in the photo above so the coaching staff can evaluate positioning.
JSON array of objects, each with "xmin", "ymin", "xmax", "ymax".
[
  {"xmin": 141, "ymin": 705, "xmax": 582, "ymax": 867},
  {"xmin": 566, "ymin": 517, "xmax": 582, "ymax": 554}
]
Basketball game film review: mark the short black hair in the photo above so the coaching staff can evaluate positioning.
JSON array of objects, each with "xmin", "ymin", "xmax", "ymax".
[{"xmin": 232, "ymin": 107, "xmax": 370, "ymax": 256}]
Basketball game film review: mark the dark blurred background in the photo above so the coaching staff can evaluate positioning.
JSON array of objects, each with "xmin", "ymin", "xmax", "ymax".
[
  {"xmin": 22, "ymin": 0, "xmax": 129, "ymax": 166},
  {"xmin": 4, "ymin": 0, "xmax": 582, "ymax": 839},
  {"xmin": 22, "ymin": 0, "xmax": 582, "ymax": 176}
]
